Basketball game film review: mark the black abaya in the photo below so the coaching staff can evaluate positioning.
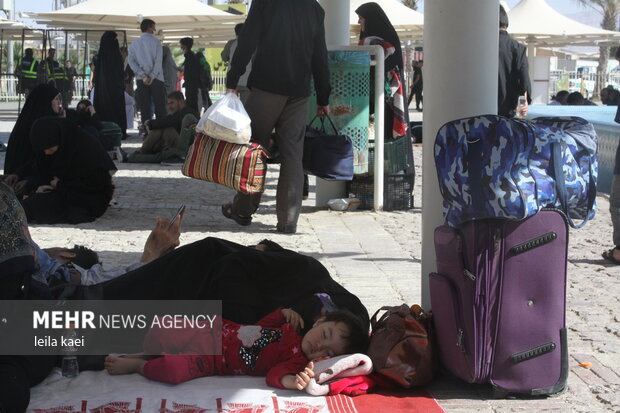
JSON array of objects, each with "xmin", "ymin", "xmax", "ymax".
[
  {"xmin": 20, "ymin": 117, "xmax": 116, "ymax": 224},
  {"xmin": 4, "ymin": 84, "xmax": 59, "ymax": 176},
  {"xmin": 75, "ymin": 237, "xmax": 369, "ymax": 330},
  {"xmin": 93, "ymin": 31, "xmax": 127, "ymax": 136}
]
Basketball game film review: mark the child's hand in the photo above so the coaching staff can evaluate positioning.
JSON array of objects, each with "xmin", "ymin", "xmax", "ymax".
[
  {"xmin": 282, "ymin": 308, "xmax": 304, "ymax": 331},
  {"xmin": 295, "ymin": 361, "xmax": 315, "ymax": 391}
]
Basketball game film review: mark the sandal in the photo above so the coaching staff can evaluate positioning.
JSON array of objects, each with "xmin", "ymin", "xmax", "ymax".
[
  {"xmin": 602, "ymin": 247, "xmax": 620, "ymax": 265},
  {"xmin": 221, "ymin": 203, "xmax": 252, "ymax": 226}
]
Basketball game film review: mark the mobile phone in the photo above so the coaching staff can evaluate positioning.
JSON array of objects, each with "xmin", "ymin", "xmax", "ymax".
[{"xmin": 168, "ymin": 205, "xmax": 186, "ymax": 229}]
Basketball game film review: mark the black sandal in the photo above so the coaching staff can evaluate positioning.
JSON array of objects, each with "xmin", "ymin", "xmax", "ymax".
[
  {"xmin": 221, "ymin": 203, "xmax": 252, "ymax": 226},
  {"xmin": 602, "ymin": 247, "xmax": 620, "ymax": 265}
]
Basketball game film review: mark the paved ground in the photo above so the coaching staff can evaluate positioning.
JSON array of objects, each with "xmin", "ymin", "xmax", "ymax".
[{"xmin": 0, "ymin": 107, "xmax": 618, "ymax": 412}]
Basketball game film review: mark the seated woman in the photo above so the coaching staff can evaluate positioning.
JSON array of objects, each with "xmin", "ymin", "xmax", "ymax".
[
  {"xmin": 19, "ymin": 117, "xmax": 116, "ymax": 224},
  {"xmin": 66, "ymin": 99, "xmax": 103, "ymax": 140},
  {"xmin": 3, "ymin": 84, "xmax": 63, "ymax": 195},
  {"xmin": 0, "ymin": 181, "xmax": 56, "ymax": 413}
]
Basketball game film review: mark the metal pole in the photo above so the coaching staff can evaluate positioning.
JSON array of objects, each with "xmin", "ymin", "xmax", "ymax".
[
  {"xmin": 0, "ymin": 29, "xmax": 4, "ymax": 76},
  {"xmin": 373, "ymin": 45, "xmax": 385, "ymax": 211},
  {"xmin": 64, "ymin": 30, "xmax": 69, "ymax": 62},
  {"xmin": 17, "ymin": 28, "xmax": 25, "ymax": 112},
  {"xmin": 7, "ymin": 3, "xmax": 14, "ymax": 75},
  {"xmin": 421, "ymin": 0, "xmax": 499, "ymax": 310},
  {"xmin": 82, "ymin": 30, "xmax": 88, "ymax": 98}
]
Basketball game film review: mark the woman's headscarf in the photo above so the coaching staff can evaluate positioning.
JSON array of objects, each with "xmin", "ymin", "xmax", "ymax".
[
  {"xmin": 3, "ymin": 84, "xmax": 59, "ymax": 176},
  {"xmin": 93, "ymin": 31, "xmax": 126, "ymax": 135},
  {"xmin": 356, "ymin": 2, "xmax": 403, "ymax": 72},
  {"xmin": 29, "ymin": 117, "xmax": 116, "ymax": 178}
]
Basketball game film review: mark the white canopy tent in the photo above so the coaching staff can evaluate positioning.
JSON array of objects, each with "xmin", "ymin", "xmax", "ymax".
[
  {"xmin": 23, "ymin": 0, "xmax": 243, "ymax": 45},
  {"xmin": 0, "ymin": 19, "xmax": 42, "ymax": 41},
  {"xmin": 508, "ymin": 0, "xmax": 620, "ymax": 47},
  {"xmin": 348, "ymin": 0, "xmax": 424, "ymax": 43},
  {"xmin": 507, "ymin": 0, "xmax": 620, "ymax": 103}
]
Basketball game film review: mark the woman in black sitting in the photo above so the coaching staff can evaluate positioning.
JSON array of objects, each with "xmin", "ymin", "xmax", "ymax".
[
  {"xmin": 3, "ymin": 84, "xmax": 62, "ymax": 195},
  {"xmin": 19, "ymin": 117, "xmax": 116, "ymax": 224}
]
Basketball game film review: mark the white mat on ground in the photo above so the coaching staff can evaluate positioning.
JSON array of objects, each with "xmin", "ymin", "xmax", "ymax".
[{"xmin": 29, "ymin": 368, "xmax": 359, "ymax": 413}]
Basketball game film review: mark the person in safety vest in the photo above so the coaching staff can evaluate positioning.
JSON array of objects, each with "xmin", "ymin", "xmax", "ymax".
[
  {"xmin": 15, "ymin": 48, "xmax": 38, "ymax": 96},
  {"xmin": 45, "ymin": 48, "xmax": 70, "ymax": 108}
]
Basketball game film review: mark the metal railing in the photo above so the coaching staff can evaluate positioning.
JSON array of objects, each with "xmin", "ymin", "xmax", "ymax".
[
  {"xmin": 549, "ymin": 70, "xmax": 620, "ymax": 100},
  {"xmin": 5, "ymin": 70, "xmax": 620, "ymax": 104},
  {"xmin": 0, "ymin": 74, "xmax": 92, "ymax": 101},
  {"xmin": 1, "ymin": 72, "xmax": 230, "ymax": 102}
]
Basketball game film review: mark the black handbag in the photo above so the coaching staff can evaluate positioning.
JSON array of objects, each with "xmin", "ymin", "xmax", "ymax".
[{"xmin": 303, "ymin": 115, "xmax": 354, "ymax": 181}]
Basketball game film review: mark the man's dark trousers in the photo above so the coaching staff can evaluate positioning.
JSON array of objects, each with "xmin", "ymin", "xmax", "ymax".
[
  {"xmin": 232, "ymin": 88, "xmax": 308, "ymax": 231},
  {"xmin": 185, "ymin": 86, "xmax": 199, "ymax": 114},
  {"xmin": 136, "ymin": 78, "xmax": 167, "ymax": 124}
]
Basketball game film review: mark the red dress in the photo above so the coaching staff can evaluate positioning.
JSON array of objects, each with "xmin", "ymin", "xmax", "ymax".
[{"xmin": 141, "ymin": 309, "xmax": 308, "ymax": 388}]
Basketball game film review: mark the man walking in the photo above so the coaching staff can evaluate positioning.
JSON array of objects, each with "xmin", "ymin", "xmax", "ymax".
[
  {"xmin": 223, "ymin": 0, "xmax": 331, "ymax": 234},
  {"xmin": 408, "ymin": 60, "xmax": 423, "ymax": 111},
  {"xmin": 179, "ymin": 37, "xmax": 201, "ymax": 113},
  {"xmin": 128, "ymin": 19, "xmax": 167, "ymax": 128},
  {"xmin": 498, "ymin": 5, "xmax": 531, "ymax": 117}
]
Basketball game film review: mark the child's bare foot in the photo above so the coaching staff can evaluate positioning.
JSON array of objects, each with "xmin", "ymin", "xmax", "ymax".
[{"xmin": 104, "ymin": 355, "xmax": 146, "ymax": 375}]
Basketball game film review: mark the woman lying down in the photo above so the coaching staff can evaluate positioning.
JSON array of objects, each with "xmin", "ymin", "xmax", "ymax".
[{"xmin": 104, "ymin": 307, "xmax": 368, "ymax": 391}]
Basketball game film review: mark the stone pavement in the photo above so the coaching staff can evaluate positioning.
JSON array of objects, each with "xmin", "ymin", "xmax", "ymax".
[{"xmin": 0, "ymin": 109, "xmax": 619, "ymax": 412}]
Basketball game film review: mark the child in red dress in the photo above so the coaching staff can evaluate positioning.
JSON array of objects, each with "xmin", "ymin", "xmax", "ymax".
[{"xmin": 104, "ymin": 308, "xmax": 368, "ymax": 391}]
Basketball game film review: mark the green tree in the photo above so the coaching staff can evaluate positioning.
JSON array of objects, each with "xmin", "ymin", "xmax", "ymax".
[
  {"xmin": 577, "ymin": 0, "xmax": 619, "ymax": 97},
  {"xmin": 402, "ymin": 0, "xmax": 419, "ymax": 10}
]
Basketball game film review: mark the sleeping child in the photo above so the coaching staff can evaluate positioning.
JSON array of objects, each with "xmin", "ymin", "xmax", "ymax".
[{"xmin": 104, "ymin": 308, "xmax": 369, "ymax": 391}]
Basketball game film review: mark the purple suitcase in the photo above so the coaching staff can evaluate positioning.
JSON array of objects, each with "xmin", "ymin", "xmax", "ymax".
[{"xmin": 429, "ymin": 209, "xmax": 568, "ymax": 396}]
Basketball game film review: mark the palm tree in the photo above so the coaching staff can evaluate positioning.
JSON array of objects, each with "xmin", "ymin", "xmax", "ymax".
[
  {"xmin": 577, "ymin": 0, "xmax": 619, "ymax": 98},
  {"xmin": 402, "ymin": 0, "xmax": 419, "ymax": 11}
]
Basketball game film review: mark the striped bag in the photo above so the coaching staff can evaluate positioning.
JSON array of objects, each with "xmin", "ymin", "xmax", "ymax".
[{"xmin": 182, "ymin": 133, "xmax": 266, "ymax": 194}]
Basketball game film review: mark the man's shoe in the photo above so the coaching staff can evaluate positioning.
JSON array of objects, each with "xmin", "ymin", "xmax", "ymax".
[{"xmin": 221, "ymin": 203, "xmax": 252, "ymax": 226}]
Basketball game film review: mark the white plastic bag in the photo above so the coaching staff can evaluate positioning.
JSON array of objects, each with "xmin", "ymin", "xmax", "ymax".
[{"xmin": 196, "ymin": 92, "xmax": 252, "ymax": 144}]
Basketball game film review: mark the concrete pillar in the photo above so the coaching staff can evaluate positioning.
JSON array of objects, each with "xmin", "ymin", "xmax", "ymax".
[
  {"xmin": 421, "ymin": 0, "xmax": 499, "ymax": 310},
  {"xmin": 320, "ymin": 0, "xmax": 350, "ymax": 46},
  {"xmin": 315, "ymin": 0, "xmax": 350, "ymax": 206}
]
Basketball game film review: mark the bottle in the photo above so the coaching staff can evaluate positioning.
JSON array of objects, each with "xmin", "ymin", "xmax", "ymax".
[
  {"xmin": 61, "ymin": 324, "xmax": 79, "ymax": 378},
  {"xmin": 515, "ymin": 95, "xmax": 527, "ymax": 118}
]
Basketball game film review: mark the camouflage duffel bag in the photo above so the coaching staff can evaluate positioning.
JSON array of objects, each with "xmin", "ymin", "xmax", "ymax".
[{"xmin": 434, "ymin": 115, "xmax": 597, "ymax": 229}]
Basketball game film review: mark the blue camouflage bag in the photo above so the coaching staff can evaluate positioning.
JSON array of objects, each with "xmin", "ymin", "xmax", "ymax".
[{"xmin": 434, "ymin": 115, "xmax": 597, "ymax": 229}]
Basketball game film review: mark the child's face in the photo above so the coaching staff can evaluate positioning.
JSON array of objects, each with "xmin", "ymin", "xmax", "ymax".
[{"xmin": 301, "ymin": 320, "xmax": 349, "ymax": 360}]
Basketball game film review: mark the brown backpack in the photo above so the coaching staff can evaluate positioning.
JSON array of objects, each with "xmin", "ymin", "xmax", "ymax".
[{"xmin": 367, "ymin": 304, "xmax": 436, "ymax": 388}]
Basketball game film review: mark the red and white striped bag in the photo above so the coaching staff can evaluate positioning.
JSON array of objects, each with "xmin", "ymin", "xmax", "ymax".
[{"xmin": 182, "ymin": 133, "xmax": 266, "ymax": 194}]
